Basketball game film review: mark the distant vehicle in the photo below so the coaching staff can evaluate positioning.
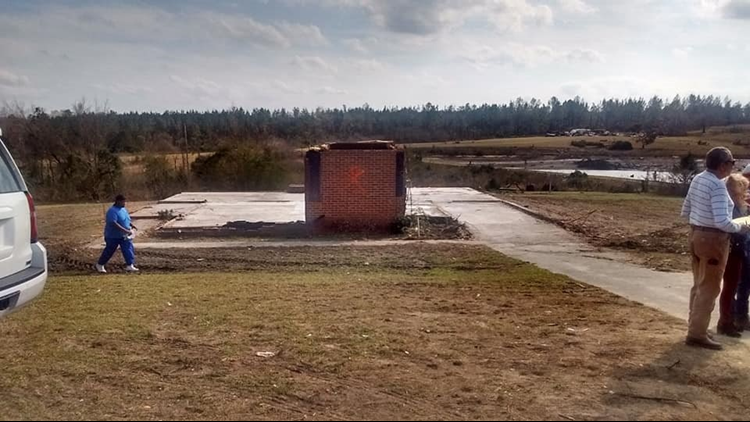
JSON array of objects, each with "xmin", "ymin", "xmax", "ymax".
[
  {"xmin": 569, "ymin": 128, "xmax": 592, "ymax": 136},
  {"xmin": 0, "ymin": 128, "xmax": 47, "ymax": 318}
]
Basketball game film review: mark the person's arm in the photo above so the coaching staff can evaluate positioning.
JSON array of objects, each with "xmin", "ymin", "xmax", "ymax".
[
  {"xmin": 712, "ymin": 185, "xmax": 741, "ymax": 233},
  {"xmin": 681, "ymin": 193, "xmax": 692, "ymax": 218},
  {"xmin": 114, "ymin": 222, "xmax": 132, "ymax": 235}
]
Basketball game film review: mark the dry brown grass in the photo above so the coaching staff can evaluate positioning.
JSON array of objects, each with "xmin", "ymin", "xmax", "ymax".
[
  {"xmin": 1, "ymin": 245, "xmax": 749, "ymax": 420},
  {"xmin": 6, "ymin": 202, "xmax": 750, "ymax": 420},
  {"xmin": 405, "ymin": 126, "xmax": 750, "ymax": 157},
  {"xmin": 119, "ymin": 153, "xmax": 212, "ymax": 176},
  {"xmin": 36, "ymin": 202, "xmax": 153, "ymax": 249}
]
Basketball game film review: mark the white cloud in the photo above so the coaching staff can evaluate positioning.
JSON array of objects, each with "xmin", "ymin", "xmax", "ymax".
[
  {"xmin": 0, "ymin": 4, "xmax": 327, "ymax": 50},
  {"xmin": 211, "ymin": 15, "xmax": 291, "ymax": 47},
  {"xmin": 557, "ymin": 0, "xmax": 597, "ymax": 14},
  {"xmin": 0, "ymin": 69, "xmax": 30, "ymax": 87},
  {"xmin": 343, "ymin": 38, "xmax": 369, "ymax": 53},
  {"xmin": 560, "ymin": 77, "xmax": 653, "ymax": 100},
  {"xmin": 408, "ymin": 72, "xmax": 452, "ymax": 89},
  {"xmin": 0, "ymin": 0, "xmax": 748, "ymax": 111},
  {"xmin": 327, "ymin": 0, "xmax": 553, "ymax": 35},
  {"xmin": 316, "ymin": 86, "xmax": 348, "ymax": 95},
  {"xmin": 290, "ymin": 56, "xmax": 338, "ymax": 73},
  {"xmin": 91, "ymin": 83, "xmax": 154, "ymax": 96},
  {"xmin": 277, "ymin": 21, "xmax": 329, "ymax": 46},
  {"xmin": 350, "ymin": 59, "xmax": 386, "ymax": 72},
  {"xmin": 566, "ymin": 48, "xmax": 605, "ymax": 63},
  {"xmin": 723, "ymin": 0, "xmax": 750, "ymax": 18},
  {"xmin": 463, "ymin": 43, "xmax": 604, "ymax": 69},
  {"xmin": 169, "ymin": 75, "xmax": 225, "ymax": 98},
  {"xmin": 208, "ymin": 15, "xmax": 328, "ymax": 48},
  {"xmin": 693, "ymin": 0, "xmax": 750, "ymax": 19},
  {"xmin": 272, "ymin": 80, "xmax": 306, "ymax": 94},
  {"xmin": 269, "ymin": 80, "xmax": 347, "ymax": 96},
  {"xmin": 672, "ymin": 47, "xmax": 694, "ymax": 58}
]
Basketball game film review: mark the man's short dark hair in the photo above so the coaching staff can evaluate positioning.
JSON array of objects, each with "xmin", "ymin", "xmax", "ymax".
[
  {"xmin": 706, "ymin": 147, "xmax": 734, "ymax": 171},
  {"xmin": 115, "ymin": 194, "xmax": 126, "ymax": 202}
]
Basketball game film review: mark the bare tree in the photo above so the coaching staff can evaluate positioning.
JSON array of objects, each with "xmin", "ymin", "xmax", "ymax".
[
  {"xmin": 669, "ymin": 152, "xmax": 699, "ymax": 186},
  {"xmin": 635, "ymin": 130, "xmax": 658, "ymax": 150}
]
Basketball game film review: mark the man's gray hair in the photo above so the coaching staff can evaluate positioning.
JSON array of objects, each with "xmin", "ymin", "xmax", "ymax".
[{"xmin": 705, "ymin": 147, "xmax": 734, "ymax": 171}]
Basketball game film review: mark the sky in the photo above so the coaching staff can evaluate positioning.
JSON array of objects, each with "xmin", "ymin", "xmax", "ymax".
[{"xmin": 0, "ymin": 0, "xmax": 749, "ymax": 112}]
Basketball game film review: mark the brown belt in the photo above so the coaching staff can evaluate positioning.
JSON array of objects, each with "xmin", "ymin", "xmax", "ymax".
[{"xmin": 691, "ymin": 225, "xmax": 727, "ymax": 234}]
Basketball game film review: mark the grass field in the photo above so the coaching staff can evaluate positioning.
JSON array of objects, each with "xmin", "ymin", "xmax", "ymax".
[
  {"xmin": 36, "ymin": 202, "xmax": 152, "ymax": 248},
  {"xmin": 118, "ymin": 153, "xmax": 213, "ymax": 176},
  {"xmin": 15, "ymin": 200, "xmax": 750, "ymax": 419},
  {"xmin": 2, "ymin": 244, "xmax": 750, "ymax": 420},
  {"xmin": 405, "ymin": 126, "xmax": 750, "ymax": 156}
]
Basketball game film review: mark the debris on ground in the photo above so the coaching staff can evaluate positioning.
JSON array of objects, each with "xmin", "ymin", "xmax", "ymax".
[{"xmin": 399, "ymin": 214, "xmax": 472, "ymax": 240}]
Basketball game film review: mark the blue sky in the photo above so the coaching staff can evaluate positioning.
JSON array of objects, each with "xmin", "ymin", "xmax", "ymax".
[{"xmin": 0, "ymin": 0, "xmax": 748, "ymax": 112}]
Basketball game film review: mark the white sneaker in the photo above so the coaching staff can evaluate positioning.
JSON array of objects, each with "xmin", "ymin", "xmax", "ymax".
[
  {"xmin": 95, "ymin": 264, "xmax": 107, "ymax": 273},
  {"xmin": 125, "ymin": 265, "xmax": 140, "ymax": 272}
]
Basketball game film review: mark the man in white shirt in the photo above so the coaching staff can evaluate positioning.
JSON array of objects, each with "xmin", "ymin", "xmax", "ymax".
[{"xmin": 681, "ymin": 147, "xmax": 744, "ymax": 350}]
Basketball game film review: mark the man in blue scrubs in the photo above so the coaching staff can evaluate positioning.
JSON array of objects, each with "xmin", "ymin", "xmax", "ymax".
[{"xmin": 96, "ymin": 194, "xmax": 139, "ymax": 273}]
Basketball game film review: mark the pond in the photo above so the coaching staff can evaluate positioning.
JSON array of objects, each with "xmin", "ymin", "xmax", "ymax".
[{"xmin": 526, "ymin": 169, "xmax": 674, "ymax": 182}]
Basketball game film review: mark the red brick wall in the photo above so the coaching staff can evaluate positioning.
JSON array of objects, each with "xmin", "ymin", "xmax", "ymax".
[{"xmin": 306, "ymin": 149, "xmax": 406, "ymax": 228}]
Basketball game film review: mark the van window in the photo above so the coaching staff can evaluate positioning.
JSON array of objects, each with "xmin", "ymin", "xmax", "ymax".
[{"xmin": 0, "ymin": 148, "xmax": 22, "ymax": 194}]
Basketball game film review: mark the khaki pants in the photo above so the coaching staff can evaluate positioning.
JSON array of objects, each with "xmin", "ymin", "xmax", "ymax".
[{"xmin": 688, "ymin": 229, "xmax": 730, "ymax": 340}]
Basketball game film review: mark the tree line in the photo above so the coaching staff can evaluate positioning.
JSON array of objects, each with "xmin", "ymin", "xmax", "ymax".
[
  {"xmin": 0, "ymin": 94, "xmax": 748, "ymax": 201},
  {"xmin": 2, "ymin": 94, "xmax": 749, "ymax": 155}
]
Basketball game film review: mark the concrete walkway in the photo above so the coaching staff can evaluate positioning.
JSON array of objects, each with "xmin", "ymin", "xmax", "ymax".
[{"xmin": 410, "ymin": 188, "xmax": 721, "ymax": 326}]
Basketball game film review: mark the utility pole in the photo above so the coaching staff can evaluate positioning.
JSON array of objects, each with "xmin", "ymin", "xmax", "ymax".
[{"xmin": 183, "ymin": 123, "xmax": 189, "ymax": 175}]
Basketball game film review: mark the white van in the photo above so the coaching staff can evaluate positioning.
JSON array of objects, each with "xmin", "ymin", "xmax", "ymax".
[{"xmin": 0, "ymin": 128, "xmax": 47, "ymax": 318}]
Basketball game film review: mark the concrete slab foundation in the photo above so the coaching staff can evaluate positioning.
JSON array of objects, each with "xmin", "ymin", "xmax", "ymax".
[{"xmin": 131, "ymin": 191, "xmax": 449, "ymax": 237}]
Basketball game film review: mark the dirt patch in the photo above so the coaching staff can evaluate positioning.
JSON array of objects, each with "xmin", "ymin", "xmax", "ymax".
[
  {"xmin": 506, "ymin": 192, "xmax": 689, "ymax": 272},
  {"xmin": 154, "ymin": 216, "xmax": 471, "ymax": 242},
  {"xmin": 1, "ymin": 246, "xmax": 749, "ymax": 420},
  {"xmin": 49, "ymin": 243, "xmax": 489, "ymax": 274}
]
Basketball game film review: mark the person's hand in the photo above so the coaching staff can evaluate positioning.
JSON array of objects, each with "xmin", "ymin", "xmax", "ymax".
[
  {"xmin": 741, "ymin": 225, "xmax": 750, "ymax": 234},
  {"xmin": 127, "ymin": 230, "xmax": 134, "ymax": 236}
]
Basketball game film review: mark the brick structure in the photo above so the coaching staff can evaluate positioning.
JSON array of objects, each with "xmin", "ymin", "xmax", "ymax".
[{"xmin": 305, "ymin": 142, "xmax": 406, "ymax": 230}]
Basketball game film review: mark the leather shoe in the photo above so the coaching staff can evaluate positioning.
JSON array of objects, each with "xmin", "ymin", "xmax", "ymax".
[
  {"xmin": 686, "ymin": 337, "xmax": 724, "ymax": 351},
  {"xmin": 735, "ymin": 317, "xmax": 750, "ymax": 332},
  {"xmin": 717, "ymin": 324, "xmax": 742, "ymax": 338}
]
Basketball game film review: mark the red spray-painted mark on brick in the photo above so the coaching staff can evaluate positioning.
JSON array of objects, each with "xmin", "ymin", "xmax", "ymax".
[{"xmin": 347, "ymin": 166, "xmax": 366, "ymax": 195}]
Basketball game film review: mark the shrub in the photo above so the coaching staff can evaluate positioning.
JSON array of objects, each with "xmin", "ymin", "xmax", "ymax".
[
  {"xmin": 143, "ymin": 155, "xmax": 186, "ymax": 199},
  {"xmin": 608, "ymin": 140, "xmax": 634, "ymax": 151},
  {"xmin": 572, "ymin": 139, "xmax": 606, "ymax": 148},
  {"xmin": 192, "ymin": 145, "xmax": 291, "ymax": 191},
  {"xmin": 485, "ymin": 178, "xmax": 500, "ymax": 191},
  {"xmin": 565, "ymin": 170, "xmax": 589, "ymax": 190},
  {"xmin": 571, "ymin": 139, "xmax": 588, "ymax": 148},
  {"xmin": 577, "ymin": 158, "xmax": 617, "ymax": 170}
]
